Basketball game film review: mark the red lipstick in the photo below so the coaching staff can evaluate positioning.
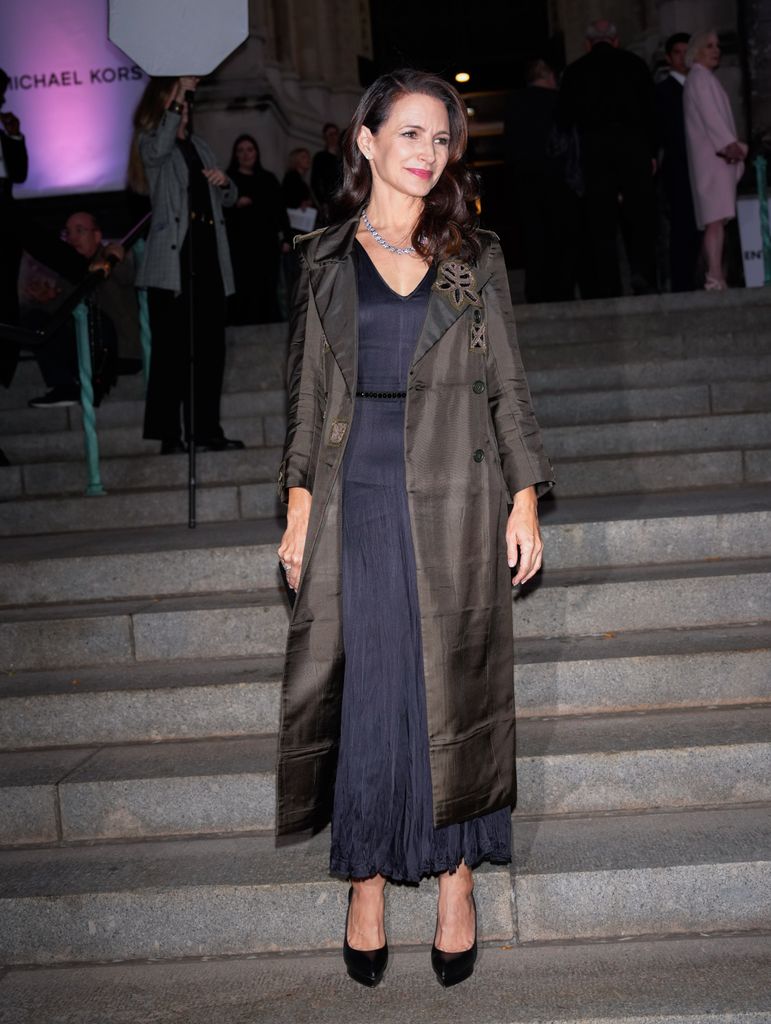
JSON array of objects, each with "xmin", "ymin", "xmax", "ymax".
[{"xmin": 407, "ymin": 168, "xmax": 432, "ymax": 180}]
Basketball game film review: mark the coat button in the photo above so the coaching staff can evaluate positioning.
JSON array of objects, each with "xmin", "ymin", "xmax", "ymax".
[
  {"xmin": 472, "ymin": 380, "xmax": 486, "ymax": 394},
  {"xmin": 473, "ymin": 309, "xmax": 482, "ymax": 324},
  {"xmin": 473, "ymin": 449, "xmax": 485, "ymax": 463}
]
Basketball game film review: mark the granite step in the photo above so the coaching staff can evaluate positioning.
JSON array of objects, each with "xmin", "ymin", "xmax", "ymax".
[
  {"xmin": 12, "ymin": 445, "xmax": 282, "ymax": 497},
  {"xmin": 0, "ymin": 388, "xmax": 284, "ymax": 436},
  {"xmin": 512, "ymin": 557, "xmax": 771, "ymax": 640},
  {"xmin": 1, "ymin": 934, "xmax": 767, "ymax": 1024},
  {"xmin": 512, "ymin": 285, "xmax": 771, "ymax": 342},
  {"xmin": 3, "ymin": 377, "xmax": 769, "ymax": 442},
  {"xmin": 0, "ymin": 804, "xmax": 767, "ymax": 963},
  {"xmin": 526, "ymin": 351, "xmax": 771, "ymax": 393},
  {"xmin": 4, "ymin": 351, "xmax": 771, "ymax": 427},
  {"xmin": 1, "ymin": 559, "xmax": 768, "ymax": 671},
  {"xmin": 0, "ymin": 417, "xmax": 267, "ymax": 464},
  {"xmin": 4, "ymin": 400, "xmax": 770, "ymax": 466},
  {"xmin": 1, "ymin": 624, "xmax": 769, "ymax": 750},
  {"xmin": 3, "ymin": 490, "xmax": 770, "ymax": 606},
  {"xmin": 554, "ymin": 446, "xmax": 770, "ymax": 496},
  {"xmin": 516, "ymin": 328, "xmax": 771, "ymax": 372},
  {"xmin": 1, "ymin": 706, "xmax": 768, "ymax": 844},
  {"xmin": 0, "ymin": 484, "xmax": 259, "ymax": 536},
  {"xmin": 2, "ymin": 443, "xmax": 769, "ymax": 511}
]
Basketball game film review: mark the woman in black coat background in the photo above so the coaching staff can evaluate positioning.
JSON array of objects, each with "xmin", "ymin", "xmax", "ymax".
[{"xmin": 225, "ymin": 134, "xmax": 291, "ymax": 324}]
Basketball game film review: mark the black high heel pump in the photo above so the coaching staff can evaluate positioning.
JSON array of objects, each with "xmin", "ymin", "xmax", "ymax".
[
  {"xmin": 431, "ymin": 891, "xmax": 477, "ymax": 987},
  {"xmin": 343, "ymin": 886, "xmax": 388, "ymax": 987}
]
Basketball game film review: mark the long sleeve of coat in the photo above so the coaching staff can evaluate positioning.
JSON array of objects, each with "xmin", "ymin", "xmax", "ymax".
[
  {"xmin": 484, "ymin": 237, "xmax": 555, "ymax": 498},
  {"xmin": 277, "ymin": 252, "xmax": 319, "ymax": 502},
  {"xmin": 684, "ymin": 66, "xmax": 737, "ymax": 154},
  {"xmin": 138, "ymin": 110, "xmax": 182, "ymax": 169}
]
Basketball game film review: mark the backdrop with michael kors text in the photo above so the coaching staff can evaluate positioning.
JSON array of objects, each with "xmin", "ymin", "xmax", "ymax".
[{"xmin": 0, "ymin": 0, "xmax": 147, "ymax": 197}]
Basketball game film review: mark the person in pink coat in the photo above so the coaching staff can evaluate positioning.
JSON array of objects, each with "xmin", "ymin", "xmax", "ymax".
[{"xmin": 683, "ymin": 30, "xmax": 747, "ymax": 290}]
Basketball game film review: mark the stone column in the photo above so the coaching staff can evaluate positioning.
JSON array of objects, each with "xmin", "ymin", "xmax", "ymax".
[
  {"xmin": 740, "ymin": 0, "xmax": 771, "ymax": 148},
  {"xmin": 192, "ymin": 0, "xmax": 369, "ymax": 178}
]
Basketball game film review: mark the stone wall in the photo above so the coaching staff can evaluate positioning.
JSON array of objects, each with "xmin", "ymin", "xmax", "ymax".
[
  {"xmin": 549, "ymin": 0, "xmax": 746, "ymax": 134},
  {"xmin": 192, "ymin": 0, "xmax": 371, "ymax": 178}
]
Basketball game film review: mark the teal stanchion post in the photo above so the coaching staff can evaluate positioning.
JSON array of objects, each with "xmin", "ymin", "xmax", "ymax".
[
  {"xmin": 755, "ymin": 156, "xmax": 771, "ymax": 286},
  {"xmin": 72, "ymin": 302, "xmax": 106, "ymax": 496},
  {"xmin": 133, "ymin": 239, "xmax": 152, "ymax": 385}
]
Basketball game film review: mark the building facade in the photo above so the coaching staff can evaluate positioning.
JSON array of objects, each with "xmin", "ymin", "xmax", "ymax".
[{"xmin": 194, "ymin": 0, "xmax": 372, "ymax": 177}]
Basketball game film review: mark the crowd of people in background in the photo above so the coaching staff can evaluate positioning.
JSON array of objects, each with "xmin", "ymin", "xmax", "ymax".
[
  {"xmin": 504, "ymin": 20, "xmax": 749, "ymax": 302},
  {"xmin": 0, "ymin": 18, "xmax": 752, "ymax": 453},
  {"xmin": 0, "ymin": 65, "xmax": 342, "ymax": 455}
]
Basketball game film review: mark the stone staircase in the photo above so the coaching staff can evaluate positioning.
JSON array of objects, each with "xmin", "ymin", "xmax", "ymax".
[{"xmin": 0, "ymin": 288, "xmax": 769, "ymax": 1022}]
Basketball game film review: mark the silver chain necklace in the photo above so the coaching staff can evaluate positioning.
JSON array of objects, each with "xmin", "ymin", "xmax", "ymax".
[{"xmin": 362, "ymin": 208, "xmax": 416, "ymax": 255}]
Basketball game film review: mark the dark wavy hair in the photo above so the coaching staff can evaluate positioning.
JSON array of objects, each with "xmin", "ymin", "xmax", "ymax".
[
  {"xmin": 334, "ymin": 69, "xmax": 480, "ymax": 264},
  {"xmin": 227, "ymin": 133, "xmax": 263, "ymax": 176}
]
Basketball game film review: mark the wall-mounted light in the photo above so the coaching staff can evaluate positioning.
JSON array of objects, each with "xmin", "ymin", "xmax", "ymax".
[
  {"xmin": 466, "ymin": 106, "xmax": 475, "ymax": 117},
  {"xmin": 455, "ymin": 71, "xmax": 470, "ymax": 83}
]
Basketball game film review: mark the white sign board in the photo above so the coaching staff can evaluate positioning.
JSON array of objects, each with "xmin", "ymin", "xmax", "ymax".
[
  {"xmin": 736, "ymin": 196, "xmax": 767, "ymax": 289},
  {"xmin": 109, "ymin": 0, "xmax": 248, "ymax": 76}
]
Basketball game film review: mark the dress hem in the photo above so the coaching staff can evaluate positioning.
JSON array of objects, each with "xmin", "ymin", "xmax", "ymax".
[{"xmin": 329, "ymin": 849, "xmax": 512, "ymax": 885}]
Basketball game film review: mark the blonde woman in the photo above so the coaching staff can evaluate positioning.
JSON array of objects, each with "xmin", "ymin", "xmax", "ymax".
[{"xmin": 683, "ymin": 31, "xmax": 747, "ymax": 290}]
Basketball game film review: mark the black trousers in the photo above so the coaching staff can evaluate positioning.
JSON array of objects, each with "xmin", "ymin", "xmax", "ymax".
[
  {"xmin": 0, "ymin": 195, "xmax": 21, "ymax": 387},
  {"xmin": 143, "ymin": 232, "xmax": 226, "ymax": 443},
  {"xmin": 663, "ymin": 173, "xmax": 702, "ymax": 292},
  {"xmin": 515, "ymin": 173, "xmax": 578, "ymax": 303},
  {"xmin": 581, "ymin": 133, "xmax": 657, "ymax": 298}
]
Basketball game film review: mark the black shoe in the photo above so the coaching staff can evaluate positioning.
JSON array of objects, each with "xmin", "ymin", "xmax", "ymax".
[
  {"xmin": 343, "ymin": 887, "xmax": 388, "ymax": 988},
  {"xmin": 431, "ymin": 892, "xmax": 477, "ymax": 987},
  {"xmin": 160, "ymin": 439, "xmax": 187, "ymax": 455},
  {"xmin": 195, "ymin": 437, "xmax": 245, "ymax": 452},
  {"xmin": 28, "ymin": 387, "xmax": 79, "ymax": 408}
]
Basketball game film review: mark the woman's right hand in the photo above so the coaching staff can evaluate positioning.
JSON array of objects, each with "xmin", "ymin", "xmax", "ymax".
[
  {"xmin": 719, "ymin": 141, "xmax": 747, "ymax": 163},
  {"xmin": 278, "ymin": 487, "xmax": 312, "ymax": 591},
  {"xmin": 177, "ymin": 76, "xmax": 199, "ymax": 99}
]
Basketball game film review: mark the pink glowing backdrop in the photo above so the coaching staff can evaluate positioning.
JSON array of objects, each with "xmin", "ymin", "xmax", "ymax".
[{"xmin": 0, "ymin": 0, "xmax": 147, "ymax": 197}]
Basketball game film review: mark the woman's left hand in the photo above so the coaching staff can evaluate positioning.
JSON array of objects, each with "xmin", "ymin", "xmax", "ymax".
[
  {"xmin": 506, "ymin": 486, "xmax": 543, "ymax": 586},
  {"xmin": 202, "ymin": 168, "xmax": 229, "ymax": 188}
]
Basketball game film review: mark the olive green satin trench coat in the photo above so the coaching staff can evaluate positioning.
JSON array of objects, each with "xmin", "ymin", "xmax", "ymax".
[{"xmin": 276, "ymin": 215, "xmax": 554, "ymax": 837}]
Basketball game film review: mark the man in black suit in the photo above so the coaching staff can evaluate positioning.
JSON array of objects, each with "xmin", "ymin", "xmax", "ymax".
[
  {"xmin": 559, "ymin": 19, "xmax": 658, "ymax": 298},
  {"xmin": 0, "ymin": 67, "xmax": 29, "ymax": 393},
  {"xmin": 655, "ymin": 33, "xmax": 701, "ymax": 291},
  {"xmin": 504, "ymin": 59, "xmax": 579, "ymax": 303}
]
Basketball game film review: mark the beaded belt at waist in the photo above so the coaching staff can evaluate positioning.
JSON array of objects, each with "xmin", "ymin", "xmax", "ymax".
[{"xmin": 356, "ymin": 390, "xmax": 406, "ymax": 399}]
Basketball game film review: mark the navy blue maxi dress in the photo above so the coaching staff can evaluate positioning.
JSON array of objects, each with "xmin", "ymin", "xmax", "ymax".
[{"xmin": 329, "ymin": 242, "xmax": 512, "ymax": 883}]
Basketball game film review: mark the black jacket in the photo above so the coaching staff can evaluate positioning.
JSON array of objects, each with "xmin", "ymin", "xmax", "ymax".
[
  {"xmin": 559, "ymin": 43, "xmax": 656, "ymax": 155},
  {"xmin": 655, "ymin": 74, "xmax": 690, "ymax": 193},
  {"xmin": 0, "ymin": 131, "xmax": 28, "ymax": 187}
]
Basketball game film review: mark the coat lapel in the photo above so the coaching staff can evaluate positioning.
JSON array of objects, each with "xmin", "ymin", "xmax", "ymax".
[
  {"xmin": 307, "ymin": 216, "xmax": 360, "ymax": 395},
  {"xmin": 306, "ymin": 217, "xmax": 495, "ymax": 383}
]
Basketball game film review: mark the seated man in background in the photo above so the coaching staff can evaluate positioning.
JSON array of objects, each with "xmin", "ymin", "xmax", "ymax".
[{"xmin": 23, "ymin": 210, "xmax": 142, "ymax": 408}]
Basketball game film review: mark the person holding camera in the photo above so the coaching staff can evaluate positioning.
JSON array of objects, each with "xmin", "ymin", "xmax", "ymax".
[{"xmin": 129, "ymin": 75, "xmax": 244, "ymax": 454}]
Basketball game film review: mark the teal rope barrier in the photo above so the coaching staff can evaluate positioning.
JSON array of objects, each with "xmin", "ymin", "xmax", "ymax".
[
  {"xmin": 73, "ymin": 302, "xmax": 106, "ymax": 496},
  {"xmin": 755, "ymin": 155, "xmax": 771, "ymax": 286},
  {"xmin": 133, "ymin": 239, "xmax": 152, "ymax": 386}
]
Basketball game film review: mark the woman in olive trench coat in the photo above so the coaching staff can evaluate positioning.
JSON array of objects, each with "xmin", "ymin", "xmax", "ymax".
[{"xmin": 276, "ymin": 70, "xmax": 554, "ymax": 987}]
